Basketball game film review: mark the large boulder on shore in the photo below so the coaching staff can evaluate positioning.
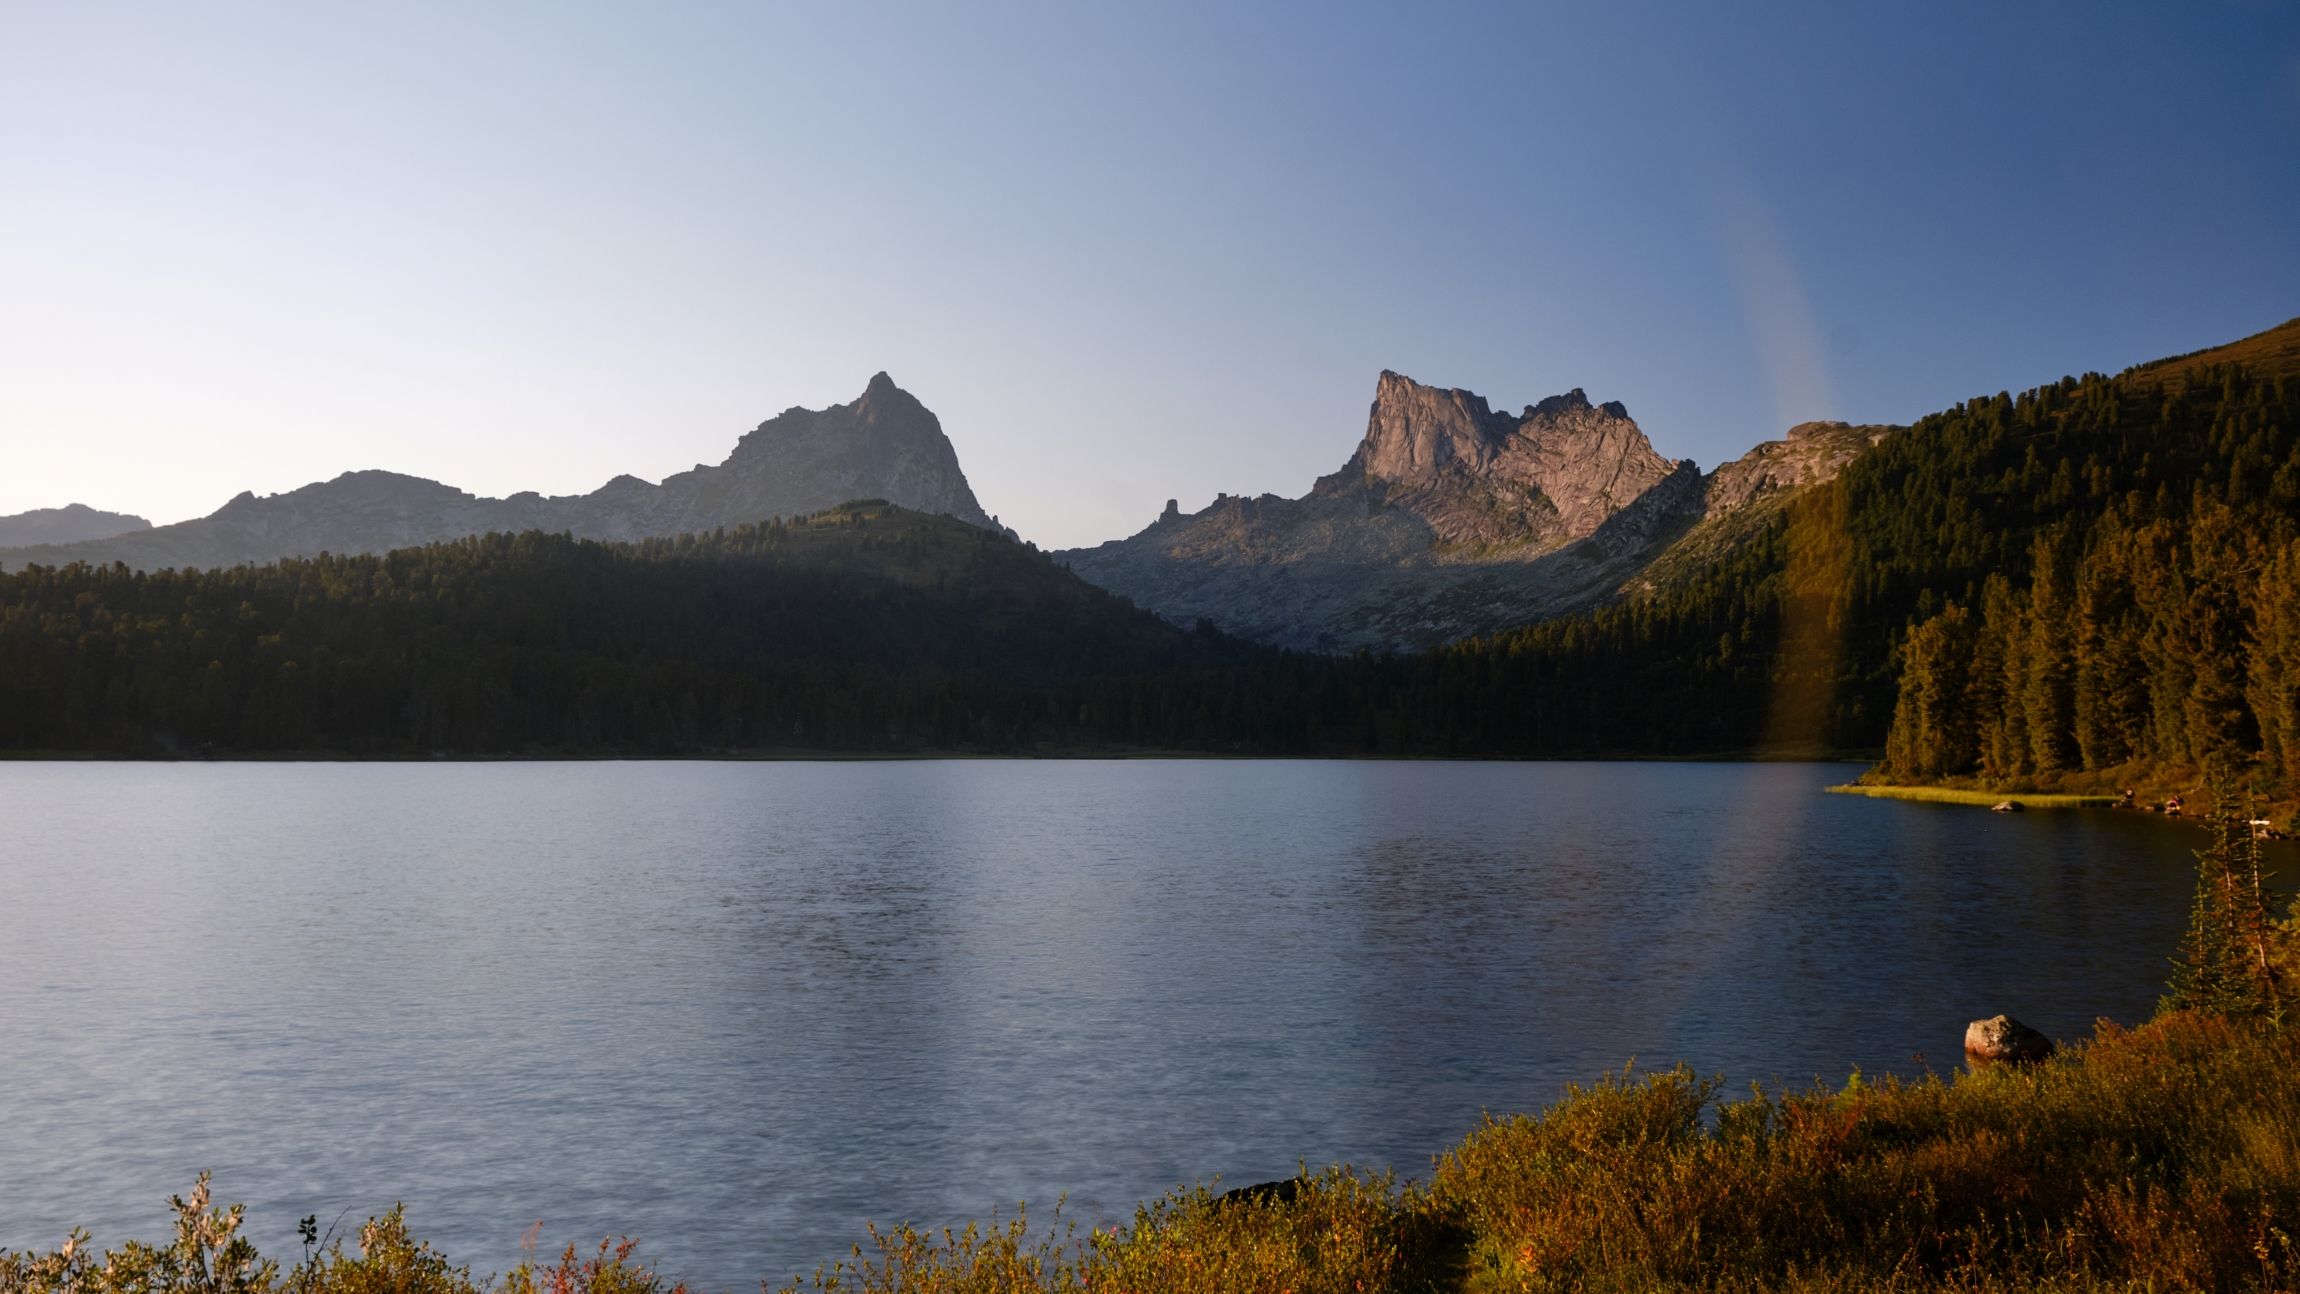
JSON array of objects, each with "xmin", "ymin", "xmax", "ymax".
[{"xmin": 1964, "ymin": 1014, "xmax": 2054, "ymax": 1065}]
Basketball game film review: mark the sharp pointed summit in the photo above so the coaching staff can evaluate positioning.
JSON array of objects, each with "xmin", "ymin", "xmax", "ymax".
[{"xmin": 1056, "ymin": 368, "xmax": 1709, "ymax": 652}]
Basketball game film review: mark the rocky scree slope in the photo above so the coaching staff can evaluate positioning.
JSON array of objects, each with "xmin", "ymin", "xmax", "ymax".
[
  {"xmin": 1059, "ymin": 370, "xmax": 1897, "ymax": 653},
  {"xmin": 0, "ymin": 374, "xmax": 1002, "ymax": 573}
]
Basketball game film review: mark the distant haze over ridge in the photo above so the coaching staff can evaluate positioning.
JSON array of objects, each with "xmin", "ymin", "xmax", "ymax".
[
  {"xmin": 13, "ymin": 313, "xmax": 2297, "ymax": 656},
  {"xmin": 0, "ymin": 375, "xmax": 1002, "ymax": 574},
  {"xmin": 0, "ymin": 358, "xmax": 1923, "ymax": 654},
  {"xmin": 0, "ymin": 504, "xmax": 152, "ymax": 548}
]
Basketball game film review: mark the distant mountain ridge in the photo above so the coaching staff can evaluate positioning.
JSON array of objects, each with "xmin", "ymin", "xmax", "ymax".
[
  {"xmin": 1057, "ymin": 369, "xmax": 1899, "ymax": 652},
  {"xmin": 6, "ymin": 314, "xmax": 2294, "ymax": 767},
  {"xmin": 0, "ymin": 504, "xmax": 151, "ymax": 548},
  {"xmin": 0, "ymin": 374, "xmax": 1001, "ymax": 573}
]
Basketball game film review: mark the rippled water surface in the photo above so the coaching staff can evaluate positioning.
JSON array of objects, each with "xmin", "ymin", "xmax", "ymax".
[{"xmin": 0, "ymin": 760, "xmax": 2243, "ymax": 1287}]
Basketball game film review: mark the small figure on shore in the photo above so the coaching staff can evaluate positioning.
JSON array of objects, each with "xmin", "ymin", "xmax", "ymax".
[
  {"xmin": 2118, "ymin": 787, "xmax": 2136, "ymax": 808},
  {"xmin": 2165, "ymin": 795, "xmax": 2185, "ymax": 817}
]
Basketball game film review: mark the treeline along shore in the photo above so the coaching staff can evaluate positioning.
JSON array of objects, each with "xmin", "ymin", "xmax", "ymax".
[{"xmin": 3, "ymin": 322, "xmax": 2299, "ymax": 825}]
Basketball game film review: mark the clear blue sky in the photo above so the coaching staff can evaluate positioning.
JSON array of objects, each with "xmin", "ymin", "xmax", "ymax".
[{"xmin": 4, "ymin": 1, "xmax": 2296, "ymax": 548}]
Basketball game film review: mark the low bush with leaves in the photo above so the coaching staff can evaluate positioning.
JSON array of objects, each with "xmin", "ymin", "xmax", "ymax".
[{"xmin": 0, "ymin": 1180, "xmax": 681, "ymax": 1294}]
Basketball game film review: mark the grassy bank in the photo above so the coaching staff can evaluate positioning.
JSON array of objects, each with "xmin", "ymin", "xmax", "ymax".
[
  {"xmin": 8, "ymin": 1011, "xmax": 2297, "ymax": 1294},
  {"xmin": 1825, "ymin": 783, "xmax": 2119, "ymax": 808},
  {"xmin": 1848, "ymin": 759, "xmax": 2300, "ymax": 837}
]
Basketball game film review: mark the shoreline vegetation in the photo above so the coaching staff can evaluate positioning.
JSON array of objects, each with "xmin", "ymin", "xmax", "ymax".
[
  {"xmin": 1826, "ymin": 783, "xmax": 2119, "ymax": 809},
  {"xmin": 9, "ymin": 811, "xmax": 2297, "ymax": 1294},
  {"xmin": 9, "ymin": 1026, "xmax": 2294, "ymax": 1294},
  {"xmin": 1852, "ymin": 764, "xmax": 2300, "ymax": 835},
  {"xmin": 1833, "ymin": 781, "xmax": 2298, "ymax": 840}
]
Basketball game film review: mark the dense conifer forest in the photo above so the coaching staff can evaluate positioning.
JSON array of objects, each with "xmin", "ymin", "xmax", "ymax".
[
  {"xmin": 0, "ymin": 505, "xmax": 1253, "ymax": 755},
  {"xmin": 2, "ymin": 320, "xmax": 2295, "ymax": 800},
  {"xmin": 1863, "ymin": 335, "xmax": 2300, "ymax": 797}
]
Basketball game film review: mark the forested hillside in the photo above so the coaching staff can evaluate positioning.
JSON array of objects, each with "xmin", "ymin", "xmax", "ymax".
[
  {"xmin": 1876, "ymin": 355, "xmax": 2300, "ymax": 794},
  {"xmin": 0, "ymin": 504, "xmax": 1248, "ymax": 755},
  {"xmin": 1372, "ymin": 318, "xmax": 2300, "ymax": 793}
]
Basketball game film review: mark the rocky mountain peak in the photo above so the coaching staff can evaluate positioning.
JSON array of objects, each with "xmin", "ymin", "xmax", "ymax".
[
  {"xmin": 1061, "ymin": 365, "xmax": 1706, "ymax": 652},
  {"xmin": 1359, "ymin": 371, "xmax": 1511, "ymax": 481},
  {"xmin": 703, "ymin": 374, "xmax": 998, "ymax": 531},
  {"xmin": 1528, "ymin": 388, "xmax": 1590, "ymax": 418},
  {"xmin": 1, "ymin": 373, "xmax": 1005, "ymax": 573},
  {"xmin": 1349, "ymin": 370, "xmax": 1681, "ymax": 546},
  {"xmin": 1525, "ymin": 390, "xmax": 1631, "ymax": 421},
  {"xmin": 1057, "ymin": 363, "xmax": 1922, "ymax": 654}
]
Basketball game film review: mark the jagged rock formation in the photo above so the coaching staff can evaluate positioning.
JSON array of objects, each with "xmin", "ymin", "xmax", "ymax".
[
  {"xmin": 0, "ymin": 375, "xmax": 1002, "ymax": 573},
  {"xmin": 0, "ymin": 504, "xmax": 152, "ymax": 548},
  {"xmin": 1060, "ymin": 372, "xmax": 1899, "ymax": 653},
  {"xmin": 1347, "ymin": 374, "xmax": 1682, "ymax": 550},
  {"xmin": 1058, "ymin": 373, "xmax": 1709, "ymax": 652}
]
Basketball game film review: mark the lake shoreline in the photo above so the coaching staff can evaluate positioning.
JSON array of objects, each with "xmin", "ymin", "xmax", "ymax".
[
  {"xmin": 10, "ymin": 1012, "xmax": 2294, "ymax": 1294},
  {"xmin": 1836, "ymin": 779, "xmax": 2298, "ymax": 836},
  {"xmin": 1826, "ymin": 784, "xmax": 2119, "ymax": 809}
]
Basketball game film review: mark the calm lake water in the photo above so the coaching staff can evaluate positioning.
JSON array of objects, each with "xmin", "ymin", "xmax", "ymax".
[{"xmin": 0, "ymin": 760, "xmax": 2256, "ymax": 1288}]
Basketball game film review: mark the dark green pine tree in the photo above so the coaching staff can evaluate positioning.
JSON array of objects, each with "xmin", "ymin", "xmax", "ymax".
[
  {"xmin": 2166, "ymin": 791, "xmax": 2283, "ymax": 1021},
  {"xmin": 2021, "ymin": 529, "xmax": 2077, "ymax": 774},
  {"xmin": 1883, "ymin": 605, "xmax": 1975, "ymax": 779}
]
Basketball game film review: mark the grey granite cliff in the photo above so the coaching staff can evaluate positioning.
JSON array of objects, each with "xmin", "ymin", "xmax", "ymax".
[{"xmin": 1059, "ymin": 372, "xmax": 1899, "ymax": 653}]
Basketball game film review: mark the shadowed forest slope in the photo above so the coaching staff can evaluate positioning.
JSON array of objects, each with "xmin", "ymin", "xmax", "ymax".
[{"xmin": 0, "ymin": 503, "xmax": 1248, "ymax": 755}]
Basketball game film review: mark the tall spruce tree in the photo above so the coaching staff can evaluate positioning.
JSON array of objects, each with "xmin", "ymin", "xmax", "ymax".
[{"xmin": 2167, "ymin": 791, "xmax": 2284, "ymax": 1020}]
